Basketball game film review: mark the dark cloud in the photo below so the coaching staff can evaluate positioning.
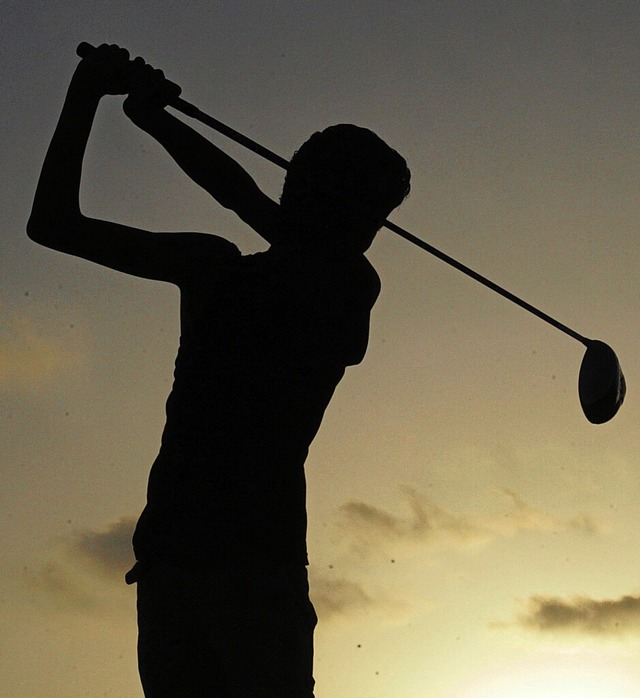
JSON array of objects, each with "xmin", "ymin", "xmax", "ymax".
[
  {"xmin": 71, "ymin": 516, "xmax": 137, "ymax": 577},
  {"xmin": 309, "ymin": 567, "xmax": 408, "ymax": 621},
  {"xmin": 518, "ymin": 593, "xmax": 640, "ymax": 636},
  {"xmin": 337, "ymin": 487, "xmax": 598, "ymax": 560},
  {"xmin": 23, "ymin": 498, "xmax": 600, "ymax": 625},
  {"xmin": 310, "ymin": 571, "xmax": 377, "ymax": 619},
  {"xmin": 313, "ymin": 488, "xmax": 601, "ymax": 621},
  {"xmin": 24, "ymin": 517, "xmax": 136, "ymax": 614}
]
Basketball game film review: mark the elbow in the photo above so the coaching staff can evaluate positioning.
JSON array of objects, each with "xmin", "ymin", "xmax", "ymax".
[
  {"xmin": 26, "ymin": 214, "xmax": 48, "ymax": 244},
  {"xmin": 26, "ymin": 213, "xmax": 58, "ymax": 246},
  {"xmin": 26, "ymin": 211, "xmax": 81, "ymax": 249}
]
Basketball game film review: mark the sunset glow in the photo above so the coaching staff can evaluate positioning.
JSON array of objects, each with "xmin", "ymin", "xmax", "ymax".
[
  {"xmin": 3, "ymin": 2, "xmax": 639, "ymax": 697},
  {"xmin": 459, "ymin": 662, "xmax": 640, "ymax": 698}
]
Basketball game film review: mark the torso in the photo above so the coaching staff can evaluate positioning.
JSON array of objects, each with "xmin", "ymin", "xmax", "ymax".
[{"xmin": 133, "ymin": 237, "xmax": 380, "ymax": 567}]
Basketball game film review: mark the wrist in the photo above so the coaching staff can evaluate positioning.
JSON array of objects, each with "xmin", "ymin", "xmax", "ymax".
[{"xmin": 67, "ymin": 74, "xmax": 105, "ymax": 107}]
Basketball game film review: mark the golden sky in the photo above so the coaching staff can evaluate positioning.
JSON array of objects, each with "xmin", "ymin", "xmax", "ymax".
[{"xmin": 2, "ymin": 2, "xmax": 639, "ymax": 696}]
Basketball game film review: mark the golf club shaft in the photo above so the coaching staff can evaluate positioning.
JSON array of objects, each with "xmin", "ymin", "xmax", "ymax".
[
  {"xmin": 75, "ymin": 42, "xmax": 590, "ymax": 347},
  {"xmin": 173, "ymin": 98, "xmax": 290, "ymax": 169}
]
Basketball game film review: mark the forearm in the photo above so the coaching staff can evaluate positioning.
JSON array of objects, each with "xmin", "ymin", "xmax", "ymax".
[
  {"xmin": 128, "ymin": 103, "xmax": 281, "ymax": 243},
  {"xmin": 27, "ymin": 81, "xmax": 100, "ymax": 243},
  {"xmin": 128, "ymin": 105, "xmax": 261, "ymax": 209}
]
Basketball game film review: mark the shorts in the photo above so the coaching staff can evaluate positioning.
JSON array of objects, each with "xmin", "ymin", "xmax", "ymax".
[{"xmin": 130, "ymin": 560, "xmax": 317, "ymax": 697}]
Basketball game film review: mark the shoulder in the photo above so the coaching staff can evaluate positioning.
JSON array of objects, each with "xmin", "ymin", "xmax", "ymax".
[
  {"xmin": 357, "ymin": 254, "xmax": 381, "ymax": 304},
  {"xmin": 330, "ymin": 252, "xmax": 381, "ymax": 309},
  {"xmin": 169, "ymin": 233, "xmax": 241, "ymax": 284},
  {"xmin": 324, "ymin": 254, "xmax": 380, "ymax": 365}
]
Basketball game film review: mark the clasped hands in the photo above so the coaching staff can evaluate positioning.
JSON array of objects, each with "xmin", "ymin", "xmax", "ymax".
[{"xmin": 72, "ymin": 43, "xmax": 181, "ymax": 116}]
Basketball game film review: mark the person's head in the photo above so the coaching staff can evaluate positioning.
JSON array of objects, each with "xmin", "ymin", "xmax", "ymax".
[{"xmin": 279, "ymin": 124, "xmax": 410, "ymax": 252}]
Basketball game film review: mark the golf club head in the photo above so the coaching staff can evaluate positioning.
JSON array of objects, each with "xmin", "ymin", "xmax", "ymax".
[{"xmin": 578, "ymin": 340, "xmax": 626, "ymax": 424}]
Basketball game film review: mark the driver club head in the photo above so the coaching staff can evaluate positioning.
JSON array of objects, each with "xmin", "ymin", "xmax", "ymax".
[{"xmin": 578, "ymin": 340, "xmax": 626, "ymax": 424}]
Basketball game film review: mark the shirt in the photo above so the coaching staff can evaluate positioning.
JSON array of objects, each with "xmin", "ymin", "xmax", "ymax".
[{"xmin": 132, "ymin": 235, "xmax": 380, "ymax": 567}]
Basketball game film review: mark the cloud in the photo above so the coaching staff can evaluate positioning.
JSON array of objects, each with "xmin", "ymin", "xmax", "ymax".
[
  {"xmin": 24, "ymin": 560, "xmax": 101, "ymax": 613},
  {"xmin": 25, "ymin": 517, "xmax": 136, "ymax": 614},
  {"xmin": 310, "ymin": 487, "xmax": 598, "ymax": 622},
  {"xmin": 21, "ymin": 493, "xmax": 600, "ymax": 626},
  {"xmin": 27, "ymin": 515, "xmax": 406, "ymax": 622},
  {"xmin": 336, "ymin": 487, "xmax": 598, "ymax": 560},
  {"xmin": 71, "ymin": 516, "xmax": 137, "ymax": 577},
  {"xmin": 310, "ymin": 570, "xmax": 377, "ymax": 619},
  {"xmin": 516, "ymin": 593, "xmax": 640, "ymax": 637},
  {"xmin": 309, "ymin": 567, "xmax": 409, "ymax": 621},
  {"xmin": 0, "ymin": 313, "xmax": 82, "ymax": 389}
]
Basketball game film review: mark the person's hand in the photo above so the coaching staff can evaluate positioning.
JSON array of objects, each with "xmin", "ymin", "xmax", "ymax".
[
  {"xmin": 123, "ymin": 62, "xmax": 182, "ymax": 121},
  {"xmin": 70, "ymin": 43, "xmax": 135, "ymax": 100}
]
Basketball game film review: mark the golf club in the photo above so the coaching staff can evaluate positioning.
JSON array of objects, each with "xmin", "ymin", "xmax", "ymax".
[{"xmin": 76, "ymin": 42, "xmax": 626, "ymax": 424}]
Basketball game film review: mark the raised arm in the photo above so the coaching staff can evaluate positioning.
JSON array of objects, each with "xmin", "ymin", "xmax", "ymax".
[
  {"xmin": 122, "ymin": 60, "xmax": 281, "ymax": 244},
  {"xmin": 27, "ymin": 47, "xmax": 114, "ymax": 248},
  {"xmin": 27, "ymin": 45, "xmax": 237, "ymax": 282}
]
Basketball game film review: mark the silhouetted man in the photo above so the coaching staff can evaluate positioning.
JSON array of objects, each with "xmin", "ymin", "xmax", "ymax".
[{"xmin": 28, "ymin": 44, "xmax": 410, "ymax": 697}]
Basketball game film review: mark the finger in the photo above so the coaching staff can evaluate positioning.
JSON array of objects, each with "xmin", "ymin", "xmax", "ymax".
[
  {"xmin": 107, "ymin": 43, "xmax": 130, "ymax": 62},
  {"xmin": 82, "ymin": 43, "xmax": 130, "ymax": 70},
  {"xmin": 127, "ymin": 57, "xmax": 150, "ymax": 82},
  {"xmin": 78, "ymin": 42, "xmax": 131, "ymax": 65},
  {"xmin": 129, "ymin": 65, "xmax": 181, "ymax": 101},
  {"xmin": 128, "ymin": 63, "xmax": 159, "ymax": 89}
]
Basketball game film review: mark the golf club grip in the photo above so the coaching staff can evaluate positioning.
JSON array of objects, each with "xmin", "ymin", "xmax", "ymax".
[{"xmin": 172, "ymin": 98, "xmax": 291, "ymax": 170}]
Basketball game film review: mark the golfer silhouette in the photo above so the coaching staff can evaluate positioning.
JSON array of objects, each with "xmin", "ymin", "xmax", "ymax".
[{"xmin": 28, "ymin": 44, "xmax": 410, "ymax": 697}]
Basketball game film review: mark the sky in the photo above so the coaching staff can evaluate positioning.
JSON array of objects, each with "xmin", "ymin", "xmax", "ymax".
[{"xmin": 2, "ymin": 1, "xmax": 639, "ymax": 696}]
